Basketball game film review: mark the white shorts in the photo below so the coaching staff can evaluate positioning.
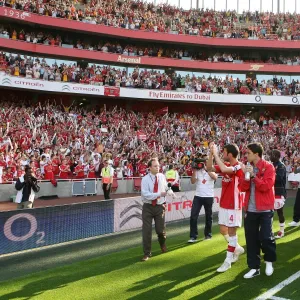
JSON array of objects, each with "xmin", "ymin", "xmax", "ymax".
[
  {"xmin": 218, "ymin": 207, "xmax": 242, "ymax": 228},
  {"xmin": 274, "ymin": 196, "xmax": 285, "ymax": 210}
]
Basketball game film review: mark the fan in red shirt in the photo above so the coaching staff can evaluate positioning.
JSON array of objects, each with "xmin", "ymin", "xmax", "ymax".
[
  {"xmin": 7, "ymin": 160, "xmax": 16, "ymax": 174},
  {"xmin": 87, "ymin": 161, "xmax": 96, "ymax": 178},
  {"xmin": 207, "ymin": 143, "xmax": 245, "ymax": 273},
  {"xmin": 0, "ymin": 155, "xmax": 7, "ymax": 169},
  {"xmin": 35, "ymin": 168, "xmax": 44, "ymax": 180},
  {"xmin": 1, "ymin": 170, "xmax": 9, "ymax": 184},
  {"xmin": 75, "ymin": 161, "xmax": 85, "ymax": 179},
  {"xmin": 185, "ymin": 164, "xmax": 193, "ymax": 177},
  {"xmin": 15, "ymin": 166, "xmax": 24, "ymax": 180},
  {"xmin": 6, "ymin": 167, "xmax": 14, "ymax": 182},
  {"xmin": 44, "ymin": 162, "xmax": 57, "ymax": 187},
  {"xmin": 59, "ymin": 160, "xmax": 70, "ymax": 179},
  {"xmin": 51, "ymin": 155, "xmax": 60, "ymax": 176},
  {"xmin": 138, "ymin": 161, "xmax": 148, "ymax": 177}
]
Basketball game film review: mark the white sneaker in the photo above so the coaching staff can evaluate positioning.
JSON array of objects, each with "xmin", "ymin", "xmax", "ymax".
[
  {"xmin": 231, "ymin": 246, "xmax": 245, "ymax": 263},
  {"xmin": 244, "ymin": 269, "xmax": 260, "ymax": 279},
  {"xmin": 288, "ymin": 221, "xmax": 299, "ymax": 227},
  {"xmin": 235, "ymin": 246, "xmax": 245, "ymax": 256},
  {"xmin": 217, "ymin": 259, "xmax": 231, "ymax": 273},
  {"xmin": 275, "ymin": 231, "xmax": 284, "ymax": 239},
  {"xmin": 188, "ymin": 238, "xmax": 197, "ymax": 243},
  {"xmin": 265, "ymin": 262, "xmax": 274, "ymax": 276}
]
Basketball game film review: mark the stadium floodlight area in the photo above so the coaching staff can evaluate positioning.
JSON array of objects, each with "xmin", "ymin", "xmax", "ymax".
[{"xmin": 146, "ymin": 0, "xmax": 299, "ymax": 14}]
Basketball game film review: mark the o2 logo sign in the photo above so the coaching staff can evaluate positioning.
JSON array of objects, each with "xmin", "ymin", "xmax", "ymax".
[{"xmin": 3, "ymin": 213, "xmax": 45, "ymax": 244}]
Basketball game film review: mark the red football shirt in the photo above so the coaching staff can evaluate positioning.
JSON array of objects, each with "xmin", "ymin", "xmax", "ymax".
[{"xmin": 214, "ymin": 162, "xmax": 244, "ymax": 210}]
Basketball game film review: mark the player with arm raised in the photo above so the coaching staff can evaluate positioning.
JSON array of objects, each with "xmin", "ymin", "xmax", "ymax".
[{"xmin": 207, "ymin": 143, "xmax": 245, "ymax": 273}]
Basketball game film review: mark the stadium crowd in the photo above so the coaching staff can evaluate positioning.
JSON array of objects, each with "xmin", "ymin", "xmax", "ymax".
[
  {"xmin": 2, "ymin": 0, "xmax": 300, "ymax": 41},
  {"xmin": 0, "ymin": 94, "xmax": 299, "ymax": 184},
  {"xmin": 1, "ymin": 52, "xmax": 300, "ymax": 96},
  {"xmin": 3, "ymin": 24, "xmax": 300, "ymax": 65}
]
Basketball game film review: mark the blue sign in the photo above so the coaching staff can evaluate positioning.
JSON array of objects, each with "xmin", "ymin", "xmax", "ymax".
[{"xmin": 0, "ymin": 201, "xmax": 114, "ymax": 255}]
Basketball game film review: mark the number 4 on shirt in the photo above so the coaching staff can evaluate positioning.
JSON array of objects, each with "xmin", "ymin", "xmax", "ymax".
[{"xmin": 229, "ymin": 215, "xmax": 234, "ymax": 222}]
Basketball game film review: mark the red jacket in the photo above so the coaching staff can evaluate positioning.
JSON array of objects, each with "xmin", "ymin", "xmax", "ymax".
[{"xmin": 239, "ymin": 159, "xmax": 275, "ymax": 211}]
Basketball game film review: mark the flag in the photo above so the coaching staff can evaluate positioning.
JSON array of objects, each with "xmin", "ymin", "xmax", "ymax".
[
  {"xmin": 104, "ymin": 87, "xmax": 120, "ymax": 97},
  {"xmin": 156, "ymin": 107, "xmax": 168, "ymax": 116},
  {"xmin": 137, "ymin": 131, "xmax": 147, "ymax": 141}
]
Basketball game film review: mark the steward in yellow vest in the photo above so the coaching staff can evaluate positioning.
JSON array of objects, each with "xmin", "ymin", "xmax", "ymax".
[
  {"xmin": 165, "ymin": 165, "xmax": 180, "ymax": 192},
  {"xmin": 101, "ymin": 160, "xmax": 113, "ymax": 199}
]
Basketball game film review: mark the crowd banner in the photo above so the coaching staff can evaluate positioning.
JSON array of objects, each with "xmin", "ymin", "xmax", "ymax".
[
  {"xmin": 0, "ymin": 74, "xmax": 104, "ymax": 95},
  {"xmin": 1, "ymin": 74, "xmax": 299, "ymax": 106},
  {"xmin": 104, "ymin": 86, "xmax": 120, "ymax": 97},
  {"xmin": 114, "ymin": 189, "xmax": 221, "ymax": 232},
  {"xmin": 0, "ymin": 189, "xmax": 220, "ymax": 255},
  {"xmin": 120, "ymin": 89, "xmax": 300, "ymax": 105}
]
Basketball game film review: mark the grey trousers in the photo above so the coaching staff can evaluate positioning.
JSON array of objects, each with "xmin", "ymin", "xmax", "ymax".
[{"xmin": 142, "ymin": 203, "xmax": 166, "ymax": 256}]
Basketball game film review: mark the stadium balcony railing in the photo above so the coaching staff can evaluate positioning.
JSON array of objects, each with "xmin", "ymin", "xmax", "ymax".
[
  {"xmin": 1, "ymin": 7, "xmax": 300, "ymax": 50},
  {"xmin": 2, "ymin": 38, "xmax": 300, "ymax": 74}
]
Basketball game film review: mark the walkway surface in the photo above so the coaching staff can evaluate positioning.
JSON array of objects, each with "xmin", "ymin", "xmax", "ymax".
[
  {"xmin": 0, "ymin": 190, "xmax": 297, "ymax": 212},
  {"xmin": 0, "ymin": 193, "xmax": 139, "ymax": 211}
]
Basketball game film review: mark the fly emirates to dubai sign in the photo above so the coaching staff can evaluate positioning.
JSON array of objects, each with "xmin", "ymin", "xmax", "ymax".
[{"xmin": 1, "ymin": 74, "xmax": 300, "ymax": 106}]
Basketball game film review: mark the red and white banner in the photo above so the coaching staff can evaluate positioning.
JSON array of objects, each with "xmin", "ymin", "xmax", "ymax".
[
  {"xmin": 137, "ymin": 131, "xmax": 147, "ymax": 141},
  {"xmin": 120, "ymin": 88, "xmax": 300, "ymax": 105},
  {"xmin": 156, "ymin": 107, "xmax": 168, "ymax": 115},
  {"xmin": 113, "ymin": 189, "xmax": 221, "ymax": 232},
  {"xmin": 104, "ymin": 86, "xmax": 120, "ymax": 97},
  {"xmin": 1, "ymin": 74, "xmax": 300, "ymax": 106}
]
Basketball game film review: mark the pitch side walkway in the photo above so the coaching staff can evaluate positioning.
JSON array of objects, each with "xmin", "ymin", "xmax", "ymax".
[
  {"xmin": 0, "ymin": 190, "xmax": 297, "ymax": 212},
  {"xmin": 0, "ymin": 193, "xmax": 139, "ymax": 211}
]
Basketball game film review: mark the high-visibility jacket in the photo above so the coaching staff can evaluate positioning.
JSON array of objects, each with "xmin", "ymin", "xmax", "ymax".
[
  {"xmin": 165, "ymin": 169, "xmax": 179, "ymax": 187},
  {"xmin": 101, "ymin": 167, "xmax": 112, "ymax": 184}
]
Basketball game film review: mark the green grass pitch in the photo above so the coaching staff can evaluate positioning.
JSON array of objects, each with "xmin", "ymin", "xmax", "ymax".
[{"xmin": 0, "ymin": 206, "xmax": 299, "ymax": 300}]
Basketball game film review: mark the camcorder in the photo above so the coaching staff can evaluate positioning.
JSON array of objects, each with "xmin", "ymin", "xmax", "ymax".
[{"xmin": 191, "ymin": 158, "xmax": 207, "ymax": 170}]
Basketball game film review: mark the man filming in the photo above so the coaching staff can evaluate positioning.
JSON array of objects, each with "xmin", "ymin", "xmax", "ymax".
[
  {"xmin": 15, "ymin": 166, "xmax": 40, "ymax": 209},
  {"xmin": 188, "ymin": 155, "xmax": 217, "ymax": 242}
]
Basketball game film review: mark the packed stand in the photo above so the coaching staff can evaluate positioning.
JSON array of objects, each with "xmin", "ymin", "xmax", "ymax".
[
  {"xmin": 0, "ymin": 95, "xmax": 299, "ymax": 184},
  {"xmin": 3, "ymin": 24, "xmax": 300, "ymax": 65},
  {"xmin": 2, "ymin": 52, "xmax": 300, "ymax": 96},
  {"xmin": 2, "ymin": 1, "xmax": 300, "ymax": 41}
]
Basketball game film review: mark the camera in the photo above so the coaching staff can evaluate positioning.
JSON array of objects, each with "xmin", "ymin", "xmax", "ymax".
[{"xmin": 191, "ymin": 158, "xmax": 207, "ymax": 170}]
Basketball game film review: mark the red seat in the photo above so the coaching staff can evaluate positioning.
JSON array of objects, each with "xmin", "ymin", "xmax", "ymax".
[
  {"xmin": 134, "ymin": 178, "xmax": 142, "ymax": 192},
  {"xmin": 111, "ymin": 178, "xmax": 118, "ymax": 192}
]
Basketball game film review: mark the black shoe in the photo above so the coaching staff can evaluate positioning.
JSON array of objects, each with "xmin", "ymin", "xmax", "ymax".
[
  {"xmin": 204, "ymin": 236, "xmax": 212, "ymax": 240},
  {"xmin": 188, "ymin": 238, "xmax": 197, "ymax": 243},
  {"xmin": 244, "ymin": 269, "xmax": 260, "ymax": 279}
]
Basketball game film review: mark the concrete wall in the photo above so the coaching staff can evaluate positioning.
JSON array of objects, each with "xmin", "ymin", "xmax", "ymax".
[
  {"xmin": 0, "ymin": 179, "xmax": 196, "ymax": 202},
  {"xmin": 0, "ymin": 176, "xmax": 293, "ymax": 202}
]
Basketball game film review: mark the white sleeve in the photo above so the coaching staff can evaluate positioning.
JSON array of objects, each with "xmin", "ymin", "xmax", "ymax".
[
  {"xmin": 161, "ymin": 174, "xmax": 168, "ymax": 190},
  {"xmin": 173, "ymin": 171, "xmax": 180, "ymax": 185},
  {"xmin": 232, "ymin": 164, "xmax": 241, "ymax": 173},
  {"xmin": 141, "ymin": 177, "xmax": 161, "ymax": 201},
  {"xmin": 110, "ymin": 167, "xmax": 114, "ymax": 176}
]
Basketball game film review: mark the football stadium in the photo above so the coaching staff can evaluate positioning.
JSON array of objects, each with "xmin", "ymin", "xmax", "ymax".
[{"xmin": 0, "ymin": 0, "xmax": 300, "ymax": 299}]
